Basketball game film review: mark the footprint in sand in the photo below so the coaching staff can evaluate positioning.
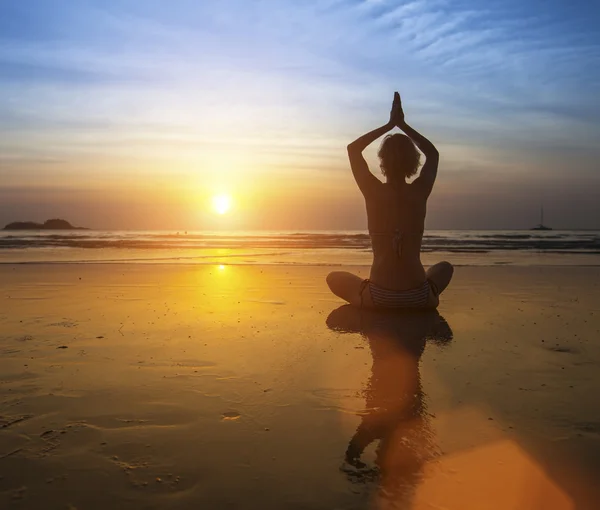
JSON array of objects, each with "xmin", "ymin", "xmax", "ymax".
[
  {"xmin": 49, "ymin": 321, "xmax": 78, "ymax": 328},
  {"xmin": 221, "ymin": 411, "xmax": 241, "ymax": 421},
  {"xmin": 547, "ymin": 345, "xmax": 579, "ymax": 354}
]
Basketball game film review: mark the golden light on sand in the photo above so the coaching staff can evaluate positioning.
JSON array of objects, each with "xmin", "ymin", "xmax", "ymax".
[{"xmin": 212, "ymin": 194, "xmax": 232, "ymax": 215}]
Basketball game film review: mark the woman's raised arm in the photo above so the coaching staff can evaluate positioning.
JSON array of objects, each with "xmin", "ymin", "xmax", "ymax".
[
  {"xmin": 395, "ymin": 92, "xmax": 439, "ymax": 197},
  {"xmin": 347, "ymin": 95, "xmax": 402, "ymax": 194}
]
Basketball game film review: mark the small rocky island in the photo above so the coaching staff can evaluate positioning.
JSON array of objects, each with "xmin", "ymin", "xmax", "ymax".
[{"xmin": 3, "ymin": 219, "xmax": 88, "ymax": 230}]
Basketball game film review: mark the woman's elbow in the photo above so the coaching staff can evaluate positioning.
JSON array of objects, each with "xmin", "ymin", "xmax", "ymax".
[
  {"xmin": 426, "ymin": 147, "xmax": 439, "ymax": 160},
  {"xmin": 347, "ymin": 143, "xmax": 360, "ymax": 155}
]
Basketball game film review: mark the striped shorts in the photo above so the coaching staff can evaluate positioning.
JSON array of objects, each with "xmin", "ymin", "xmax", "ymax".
[{"xmin": 360, "ymin": 279, "xmax": 437, "ymax": 309}]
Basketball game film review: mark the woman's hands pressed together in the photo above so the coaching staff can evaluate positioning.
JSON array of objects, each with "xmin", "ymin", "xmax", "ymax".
[{"xmin": 388, "ymin": 91, "xmax": 405, "ymax": 128}]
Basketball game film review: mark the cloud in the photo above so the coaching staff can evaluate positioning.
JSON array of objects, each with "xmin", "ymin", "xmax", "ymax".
[{"xmin": 0, "ymin": 0, "xmax": 598, "ymax": 228}]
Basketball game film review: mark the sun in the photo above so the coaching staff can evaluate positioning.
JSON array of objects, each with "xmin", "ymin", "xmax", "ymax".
[{"xmin": 212, "ymin": 194, "xmax": 232, "ymax": 215}]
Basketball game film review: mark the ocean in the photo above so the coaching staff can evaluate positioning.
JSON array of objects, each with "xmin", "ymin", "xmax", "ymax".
[{"xmin": 1, "ymin": 229, "xmax": 599, "ymax": 266}]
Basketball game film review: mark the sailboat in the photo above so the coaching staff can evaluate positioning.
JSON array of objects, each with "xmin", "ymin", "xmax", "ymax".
[{"xmin": 531, "ymin": 206, "xmax": 552, "ymax": 231}]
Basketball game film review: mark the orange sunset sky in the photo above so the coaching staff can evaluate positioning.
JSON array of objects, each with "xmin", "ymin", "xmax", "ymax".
[{"xmin": 1, "ymin": 0, "xmax": 599, "ymax": 230}]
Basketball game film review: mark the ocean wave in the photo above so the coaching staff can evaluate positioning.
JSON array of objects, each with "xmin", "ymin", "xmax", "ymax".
[{"xmin": 1, "ymin": 230, "xmax": 599, "ymax": 254}]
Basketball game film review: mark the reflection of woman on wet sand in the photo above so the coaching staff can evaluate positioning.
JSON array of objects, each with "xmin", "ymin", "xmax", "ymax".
[
  {"xmin": 327, "ymin": 92, "xmax": 453, "ymax": 310},
  {"xmin": 326, "ymin": 306, "xmax": 453, "ymax": 503}
]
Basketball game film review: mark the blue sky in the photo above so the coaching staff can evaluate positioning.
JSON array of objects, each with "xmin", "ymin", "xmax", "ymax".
[{"xmin": 0, "ymin": 0, "xmax": 599, "ymax": 229}]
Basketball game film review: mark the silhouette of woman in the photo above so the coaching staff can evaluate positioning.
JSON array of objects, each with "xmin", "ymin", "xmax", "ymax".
[
  {"xmin": 326, "ymin": 305, "xmax": 453, "ymax": 505},
  {"xmin": 326, "ymin": 92, "xmax": 453, "ymax": 309}
]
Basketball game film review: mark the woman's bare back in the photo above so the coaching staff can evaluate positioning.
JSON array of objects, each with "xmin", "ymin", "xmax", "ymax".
[{"xmin": 366, "ymin": 182, "xmax": 428, "ymax": 290}]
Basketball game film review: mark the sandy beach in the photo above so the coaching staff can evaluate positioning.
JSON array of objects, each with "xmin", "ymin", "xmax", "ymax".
[{"xmin": 1, "ymin": 263, "xmax": 599, "ymax": 509}]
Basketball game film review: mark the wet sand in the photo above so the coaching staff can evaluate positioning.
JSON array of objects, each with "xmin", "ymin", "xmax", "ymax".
[{"xmin": 1, "ymin": 264, "xmax": 599, "ymax": 509}]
